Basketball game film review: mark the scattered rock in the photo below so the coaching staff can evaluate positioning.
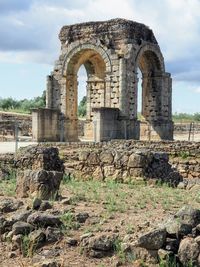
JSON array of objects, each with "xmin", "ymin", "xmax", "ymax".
[
  {"xmin": 27, "ymin": 212, "xmax": 62, "ymax": 228},
  {"xmin": 137, "ymin": 228, "xmax": 166, "ymax": 250},
  {"xmin": 178, "ymin": 237, "xmax": 199, "ymax": 266},
  {"xmin": 32, "ymin": 198, "xmax": 42, "ymax": 210},
  {"xmin": 0, "ymin": 199, "xmax": 23, "ymax": 213},
  {"xmin": 76, "ymin": 212, "xmax": 89, "ymax": 223},
  {"xmin": 39, "ymin": 201, "xmax": 52, "ymax": 211},
  {"xmin": 132, "ymin": 246, "xmax": 159, "ymax": 264},
  {"xmin": 33, "ymin": 260, "xmax": 60, "ymax": 267},
  {"xmin": 29, "ymin": 229, "xmax": 46, "ymax": 250},
  {"xmin": 12, "ymin": 221, "xmax": 34, "ymax": 235},
  {"xmin": 45, "ymin": 227, "xmax": 63, "ymax": 243},
  {"xmin": 66, "ymin": 237, "xmax": 78, "ymax": 246},
  {"xmin": 11, "ymin": 210, "xmax": 32, "ymax": 223},
  {"xmin": 81, "ymin": 233, "xmax": 117, "ymax": 258},
  {"xmin": 175, "ymin": 205, "xmax": 200, "ymax": 227}
]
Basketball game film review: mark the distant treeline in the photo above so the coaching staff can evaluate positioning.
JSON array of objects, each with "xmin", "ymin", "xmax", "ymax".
[
  {"xmin": 0, "ymin": 92, "xmax": 46, "ymax": 114},
  {"xmin": 173, "ymin": 112, "xmax": 200, "ymax": 122},
  {"xmin": 0, "ymin": 94, "xmax": 199, "ymax": 122}
]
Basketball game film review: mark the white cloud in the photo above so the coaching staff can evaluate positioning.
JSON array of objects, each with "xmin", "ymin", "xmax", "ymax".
[
  {"xmin": 195, "ymin": 87, "xmax": 200, "ymax": 94},
  {"xmin": 0, "ymin": 0, "xmax": 200, "ymax": 86}
]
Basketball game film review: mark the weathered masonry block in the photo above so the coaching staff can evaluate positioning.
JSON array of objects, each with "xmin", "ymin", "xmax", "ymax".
[
  {"xmin": 15, "ymin": 146, "xmax": 64, "ymax": 200},
  {"xmin": 33, "ymin": 18, "xmax": 173, "ymax": 142}
]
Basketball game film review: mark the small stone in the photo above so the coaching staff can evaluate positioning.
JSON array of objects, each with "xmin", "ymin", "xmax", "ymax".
[
  {"xmin": 88, "ymin": 234, "xmax": 116, "ymax": 251},
  {"xmin": 75, "ymin": 212, "xmax": 89, "ymax": 223},
  {"xmin": 177, "ymin": 182, "xmax": 186, "ymax": 189},
  {"xmin": 11, "ymin": 210, "xmax": 32, "ymax": 223},
  {"xmin": 12, "ymin": 221, "xmax": 34, "ymax": 235},
  {"xmin": 158, "ymin": 249, "xmax": 173, "ymax": 261},
  {"xmin": 29, "ymin": 229, "xmax": 46, "ymax": 250},
  {"xmin": 175, "ymin": 206, "xmax": 200, "ymax": 227},
  {"xmin": 39, "ymin": 201, "xmax": 52, "ymax": 211},
  {"xmin": 8, "ymin": 252, "xmax": 17, "ymax": 258},
  {"xmin": 61, "ymin": 197, "xmax": 72, "ymax": 205},
  {"xmin": 45, "ymin": 227, "xmax": 63, "ymax": 243},
  {"xmin": 32, "ymin": 198, "xmax": 42, "ymax": 210},
  {"xmin": 66, "ymin": 237, "xmax": 78, "ymax": 246},
  {"xmin": 0, "ymin": 199, "xmax": 23, "ymax": 213}
]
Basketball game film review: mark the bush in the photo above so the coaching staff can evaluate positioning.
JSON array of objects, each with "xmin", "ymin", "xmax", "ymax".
[{"xmin": 0, "ymin": 91, "xmax": 46, "ymax": 113}]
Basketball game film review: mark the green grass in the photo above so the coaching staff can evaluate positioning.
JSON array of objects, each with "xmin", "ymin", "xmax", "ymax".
[
  {"xmin": 0, "ymin": 170, "xmax": 16, "ymax": 196},
  {"xmin": 61, "ymin": 178, "xmax": 200, "ymax": 218},
  {"xmin": 60, "ymin": 211, "xmax": 80, "ymax": 234}
]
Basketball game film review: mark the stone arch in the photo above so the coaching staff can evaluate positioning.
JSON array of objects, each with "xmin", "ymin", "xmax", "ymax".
[
  {"xmin": 62, "ymin": 42, "xmax": 112, "ymax": 76},
  {"xmin": 61, "ymin": 42, "xmax": 112, "ymax": 140},
  {"xmin": 135, "ymin": 44, "xmax": 165, "ymax": 73},
  {"xmin": 135, "ymin": 45, "xmax": 165, "ymax": 122},
  {"xmin": 33, "ymin": 19, "xmax": 173, "ymax": 142}
]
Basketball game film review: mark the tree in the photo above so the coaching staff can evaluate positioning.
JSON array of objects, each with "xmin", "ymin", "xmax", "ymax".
[
  {"xmin": 78, "ymin": 96, "xmax": 87, "ymax": 117},
  {"xmin": 193, "ymin": 113, "xmax": 200, "ymax": 121}
]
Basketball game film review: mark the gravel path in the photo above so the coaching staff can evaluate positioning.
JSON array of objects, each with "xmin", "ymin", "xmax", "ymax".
[{"xmin": 0, "ymin": 142, "xmax": 37, "ymax": 154}]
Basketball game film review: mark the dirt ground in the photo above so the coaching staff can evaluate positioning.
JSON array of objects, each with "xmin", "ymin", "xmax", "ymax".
[{"xmin": 0, "ymin": 178, "xmax": 199, "ymax": 267}]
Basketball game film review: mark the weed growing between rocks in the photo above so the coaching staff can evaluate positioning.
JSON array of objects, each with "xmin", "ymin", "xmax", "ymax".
[{"xmin": 0, "ymin": 170, "xmax": 16, "ymax": 196}]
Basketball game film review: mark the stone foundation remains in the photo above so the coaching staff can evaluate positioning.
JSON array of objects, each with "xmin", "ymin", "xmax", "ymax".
[
  {"xmin": 15, "ymin": 147, "xmax": 64, "ymax": 200},
  {"xmin": 0, "ymin": 112, "xmax": 31, "ymax": 141}
]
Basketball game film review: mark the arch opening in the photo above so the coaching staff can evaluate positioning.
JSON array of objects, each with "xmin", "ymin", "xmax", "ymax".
[
  {"xmin": 136, "ymin": 49, "xmax": 164, "ymax": 140},
  {"xmin": 65, "ymin": 48, "xmax": 106, "ymax": 140}
]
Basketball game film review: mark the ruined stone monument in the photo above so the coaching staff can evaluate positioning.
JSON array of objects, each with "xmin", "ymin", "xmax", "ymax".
[{"xmin": 32, "ymin": 18, "xmax": 173, "ymax": 142}]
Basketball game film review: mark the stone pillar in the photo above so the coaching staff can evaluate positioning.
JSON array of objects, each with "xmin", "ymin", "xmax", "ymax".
[
  {"xmin": 32, "ymin": 108, "xmax": 59, "ymax": 142},
  {"xmin": 93, "ymin": 107, "xmax": 120, "ymax": 142},
  {"xmin": 119, "ymin": 57, "xmax": 127, "ymax": 116},
  {"xmin": 15, "ymin": 146, "xmax": 64, "ymax": 200},
  {"xmin": 46, "ymin": 75, "xmax": 53, "ymax": 108}
]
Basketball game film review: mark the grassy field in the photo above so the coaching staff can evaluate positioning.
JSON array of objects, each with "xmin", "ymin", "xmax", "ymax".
[{"xmin": 0, "ymin": 174, "xmax": 200, "ymax": 266}]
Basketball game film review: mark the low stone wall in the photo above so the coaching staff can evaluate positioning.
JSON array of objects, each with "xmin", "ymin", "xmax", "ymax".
[
  {"xmin": 0, "ymin": 140, "xmax": 199, "ymax": 185},
  {"xmin": 0, "ymin": 111, "xmax": 32, "ymax": 141},
  {"xmin": 54, "ymin": 140, "xmax": 200, "ymax": 183},
  {"xmin": 63, "ymin": 148, "xmax": 181, "ymax": 185}
]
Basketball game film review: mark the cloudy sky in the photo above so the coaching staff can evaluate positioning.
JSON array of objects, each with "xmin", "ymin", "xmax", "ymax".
[{"xmin": 0, "ymin": 0, "xmax": 200, "ymax": 113}]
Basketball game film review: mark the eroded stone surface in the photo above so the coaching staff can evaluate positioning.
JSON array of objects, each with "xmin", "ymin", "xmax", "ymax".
[
  {"xmin": 15, "ymin": 146, "xmax": 64, "ymax": 200},
  {"xmin": 32, "ymin": 18, "xmax": 173, "ymax": 142}
]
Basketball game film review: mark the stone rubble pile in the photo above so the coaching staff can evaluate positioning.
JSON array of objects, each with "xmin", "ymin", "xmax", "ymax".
[
  {"xmin": 132, "ymin": 205, "xmax": 200, "ymax": 266},
  {"xmin": 15, "ymin": 146, "xmax": 64, "ymax": 199},
  {"xmin": 0, "ymin": 197, "xmax": 91, "ymax": 266}
]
